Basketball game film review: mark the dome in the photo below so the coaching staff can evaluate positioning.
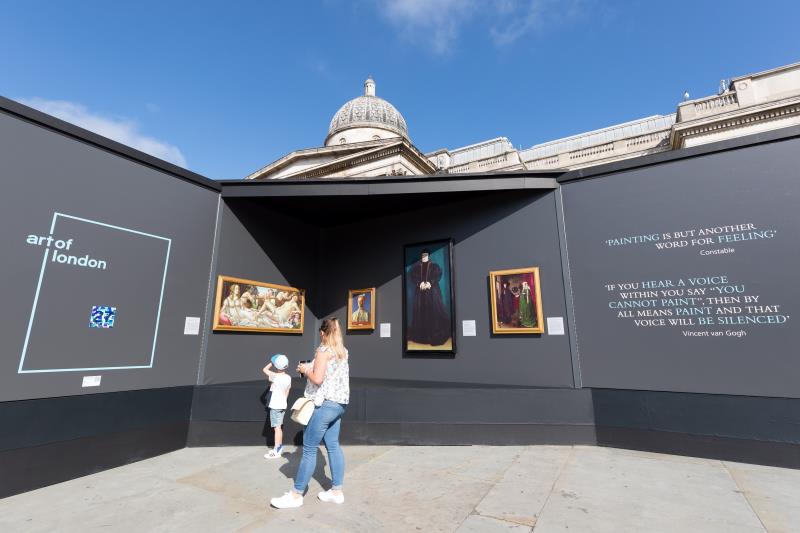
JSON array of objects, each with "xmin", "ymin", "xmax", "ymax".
[{"xmin": 326, "ymin": 78, "xmax": 409, "ymax": 145}]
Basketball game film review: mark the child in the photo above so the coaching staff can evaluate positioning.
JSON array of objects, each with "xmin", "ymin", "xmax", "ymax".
[{"xmin": 263, "ymin": 353, "xmax": 291, "ymax": 458}]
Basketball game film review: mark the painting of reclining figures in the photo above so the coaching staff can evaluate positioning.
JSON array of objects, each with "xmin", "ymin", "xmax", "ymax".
[{"xmin": 213, "ymin": 275, "xmax": 304, "ymax": 333}]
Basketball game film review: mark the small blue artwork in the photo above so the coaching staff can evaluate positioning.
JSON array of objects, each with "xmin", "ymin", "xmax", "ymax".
[{"xmin": 90, "ymin": 306, "xmax": 116, "ymax": 328}]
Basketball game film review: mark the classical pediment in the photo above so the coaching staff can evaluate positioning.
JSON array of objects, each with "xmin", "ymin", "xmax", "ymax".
[{"xmin": 247, "ymin": 139, "xmax": 436, "ymax": 180}]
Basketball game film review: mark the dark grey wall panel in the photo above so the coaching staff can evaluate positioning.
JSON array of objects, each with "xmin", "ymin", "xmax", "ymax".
[
  {"xmin": 201, "ymin": 198, "xmax": 321, "ymax": 385},
  {"xmin": 319, "ymin": 191, "xmax": 574, "ymax": 387},
  {"xmin": 0, "ymin": 110, "xmax": 218, "ymax": 401},
  {"xmin": 591, "ymin": 389, "xmax": 800, "ymax": 443},
  {"xmin": 189, "ymin": 379, "xmax": 800, "ymax": 468},
  {"xmin": 0, "ymin": 387, "xmax": 192, "ymax": 498},
  {"xmin": 562, "ymin": 137, "xmax": 800, "ymax": 397},
  {"xmin": 188, "ymin": 379, "xmax": 596, "ymax": 447},
  {"xmin": 0, "ymin": 387, "xmax": 193, "ymax": 452}
]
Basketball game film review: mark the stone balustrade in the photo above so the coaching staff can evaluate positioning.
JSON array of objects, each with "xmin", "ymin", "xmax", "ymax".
[{"xmin": 678, "ymin": 92, "xmax": 740, "ymax": 121}]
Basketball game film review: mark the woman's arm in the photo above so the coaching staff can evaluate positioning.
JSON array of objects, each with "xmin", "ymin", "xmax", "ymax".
[{"xmin": 303, "ymin": 349, "xmax": 330, "ymax": 386}]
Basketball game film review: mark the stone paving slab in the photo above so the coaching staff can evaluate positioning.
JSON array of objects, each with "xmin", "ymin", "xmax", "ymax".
[
  {"xmin": 724, "ymin": 460, "xmax": 800, "ymax": 533},
  {"xmin": 532, "ymin": 446, "xmax": 766, "ymax": 533},
  {"xmin": 475, "ymin": 445, "xmax": 572, "ymax": 527},
  {"xmin": 1, "ymin": 445, "xmax": 798, "ymax": 533}
]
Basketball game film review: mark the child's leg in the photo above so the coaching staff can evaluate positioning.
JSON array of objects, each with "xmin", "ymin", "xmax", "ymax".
[{"xmin": 274, "ymin": 425, "xmax": 283, "ymax": 450}]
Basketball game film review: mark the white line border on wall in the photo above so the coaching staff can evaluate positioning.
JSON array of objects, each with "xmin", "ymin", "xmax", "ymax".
[{"xmin": 18, "ymin": 212, "xmax": 171, "ymax": 374}]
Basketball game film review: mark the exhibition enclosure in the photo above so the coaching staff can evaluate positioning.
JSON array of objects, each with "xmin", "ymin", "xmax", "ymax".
[{"xmin": 2, "ymin": 96, "xmax": 799, "ymax": 497}]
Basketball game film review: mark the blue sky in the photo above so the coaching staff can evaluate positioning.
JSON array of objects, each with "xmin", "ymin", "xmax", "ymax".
[{"xmin": 2, "ymin": 1, "xmax": 799, "ymax": 179}]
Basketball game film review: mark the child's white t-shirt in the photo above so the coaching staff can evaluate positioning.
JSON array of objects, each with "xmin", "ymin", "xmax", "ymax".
[{"xmin": 268, "ymin": 373, "xmax": 291, "ymax": 410}]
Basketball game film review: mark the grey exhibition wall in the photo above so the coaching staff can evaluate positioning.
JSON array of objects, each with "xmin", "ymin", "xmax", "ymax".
[
  {"xmin": 200, "ymin": 198, "xmax": 322, "ymax": 385},
  {"xmin": 318, "ymin": 190, "xmax": 575, "ymax": 388},
  {"xmin": 0, "ymin": 110, "xmax": 219, "ymax": 402},
  {"xmin": 561, "ymin": 137, "xmax": 800, "ymax": 398}
]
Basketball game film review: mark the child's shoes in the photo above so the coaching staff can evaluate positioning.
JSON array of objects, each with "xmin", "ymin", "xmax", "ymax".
[{"xmin": 264, "ymin": 446, "xmax": 283, "ymax": 459}]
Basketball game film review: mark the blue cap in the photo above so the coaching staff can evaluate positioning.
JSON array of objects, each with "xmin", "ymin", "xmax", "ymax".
[{"xmin": 270, "ymin": 353, "xmax": 289, "ymax": 370}]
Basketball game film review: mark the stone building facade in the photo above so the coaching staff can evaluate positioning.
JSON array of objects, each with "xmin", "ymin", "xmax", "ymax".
[{"xmin": 247, "ymin": 61, "xmax": 800, "ymax": 180}]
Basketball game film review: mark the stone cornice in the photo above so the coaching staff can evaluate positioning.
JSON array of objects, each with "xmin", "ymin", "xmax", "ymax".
[{"xmin": 671, "ymin": 97, "xmax": 800, "ymax": 147}]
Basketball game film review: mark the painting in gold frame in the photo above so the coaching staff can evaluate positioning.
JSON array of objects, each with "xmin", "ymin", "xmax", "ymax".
[
  {"xmin": 212, "ymin": 275, "xmax": 304, "ymax": 333},
  {"xmin": 347, "ymin": 288, "xmax": 376, "ymax": 330},
  {"xmin": 489, "ymin": 267, "xmax": 544, "ymax": 334}
]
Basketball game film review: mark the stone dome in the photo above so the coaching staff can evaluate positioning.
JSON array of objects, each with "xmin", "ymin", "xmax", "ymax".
[{"xmin": 326, "ymin": 78, "xmax": 409, "ymax": 145}]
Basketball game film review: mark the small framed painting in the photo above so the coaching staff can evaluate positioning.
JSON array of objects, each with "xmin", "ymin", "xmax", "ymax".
[
  {"xmin": 347, "ymin": 288, "xmax": 376, "ymax": 330},
  {"xmin": 489, "ymin": 267, "xmax": 544, "ymax": 334},
  {"xmin": 213, "ymin": 275, "xmax": 304, "ymax": 333}
]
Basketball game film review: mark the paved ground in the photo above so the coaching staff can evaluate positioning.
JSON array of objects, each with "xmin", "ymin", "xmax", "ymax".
[{"xmin": 2, "ymin": 445, "xmax": 799, "ymax": 532}]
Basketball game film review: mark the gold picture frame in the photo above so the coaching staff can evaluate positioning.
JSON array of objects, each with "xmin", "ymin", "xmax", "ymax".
[
  {"xmin": 489, "ymin": 267, "xmax": 544, "ymax": 334},
  {"xmin": 212, "ymin": 275, "xmax": 304, "ymax": 333},
  {"xmin": 347, "ymin": 288, "xmax": 376, "ymax": 330}
]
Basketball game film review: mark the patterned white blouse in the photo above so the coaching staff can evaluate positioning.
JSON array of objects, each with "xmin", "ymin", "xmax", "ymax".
[{"xmin": 304, "ymin": 345, "xmax": 350, "ymax": 405}]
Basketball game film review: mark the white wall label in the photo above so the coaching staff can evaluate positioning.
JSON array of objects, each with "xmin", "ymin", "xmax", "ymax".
[
  {"xmin": 380, "ymin": 323, "xmax": 391, "ymax": 338},
  {"xmin": 547, "ymin": 317, "xmax": 565, "ymax": 335},
  {"xmin": 82, "ymin": 375, "xmax": 102, "ymax": 387},
  {"xmin": 462, "ymin": 320, "xmax": 477, "ymax": 336},
  {"xmin": 184, "ymin": 316, "xmax": 201, "ymax": 335}
]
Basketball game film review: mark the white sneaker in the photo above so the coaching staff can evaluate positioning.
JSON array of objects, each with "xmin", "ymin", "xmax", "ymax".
[
  {"xmin": 270, "ymin": 492, "xmax": 303, "ymax": 509},
  {"xmin": 264, "ymin": 448, "xmax": 282, "ymax": 459},
  {"xmin": 318, "ymin": 489, "xmax": 344, "ymax": 504}
]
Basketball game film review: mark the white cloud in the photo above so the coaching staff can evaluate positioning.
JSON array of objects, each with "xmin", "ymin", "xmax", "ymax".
[
  {"xmin": 378, "ymin": 0, "xmax": 583, "ymax": 53},
  {"xmin": 19, "ymin": 97, "xmax": 187, "ymax": 168},
  {"xmin": 489, "ymin": 0, "xmax": 546, "ymax": 46},
  {"xmin": 382, "ymin": 0, "xmax": 477, "ymax": 54}
]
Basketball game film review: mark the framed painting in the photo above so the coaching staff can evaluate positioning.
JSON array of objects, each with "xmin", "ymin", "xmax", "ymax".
[
  {"xmin": 489, "ymin": 267, "xmax": 544, "ymax": 334},
  {"xmin": 212, "ymin": 275, "xmax": 304, "ymax": 333},
  {"xmin": 347, "ymin": 288, "xmax": 376, "ymax": 330},
  {"xmin": 403, "ymin": 239, "xmax": 456, "ymax": 354}
]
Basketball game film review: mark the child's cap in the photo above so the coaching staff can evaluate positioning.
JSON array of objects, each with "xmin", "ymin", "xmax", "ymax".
[{"xmin": 271, "ymin": 353, "xmax": 289, "ymax": 370}]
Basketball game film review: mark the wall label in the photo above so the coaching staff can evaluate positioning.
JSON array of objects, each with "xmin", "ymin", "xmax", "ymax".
[
  {"xmin": 81, "ymin": 375, "xmax": 102, "ymax": 387},
  {"xmin": 547, "ymin": 317, "xmax": 565, "ymax": 335},
  {"xmin": 462, "ymin": 320, "xmax": 476, "ymax": 337},
  {"xmin": 184, "ymin": 317, "xmax": 201, "ymax": 335}
]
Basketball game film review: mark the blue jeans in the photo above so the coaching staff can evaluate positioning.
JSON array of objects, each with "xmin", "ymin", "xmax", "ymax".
[{"xmin": 293, "ymin": 400, "xmax": 346, "ymax": 493}]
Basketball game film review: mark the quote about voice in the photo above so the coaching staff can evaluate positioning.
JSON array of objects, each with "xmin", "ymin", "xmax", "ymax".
[{"xmin": 605, "ymin": 275, "xmax": 790, "ymax": 336}]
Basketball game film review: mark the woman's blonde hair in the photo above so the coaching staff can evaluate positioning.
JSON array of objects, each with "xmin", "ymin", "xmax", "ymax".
[{"xmin": 320, "ymin": 317, "xmax": 347, "ymax": 360}]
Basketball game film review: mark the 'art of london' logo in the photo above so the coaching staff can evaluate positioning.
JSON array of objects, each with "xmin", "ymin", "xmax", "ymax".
[{"xmin": 25, "ymin": 234, "xmax": 108, "ymax": 270}]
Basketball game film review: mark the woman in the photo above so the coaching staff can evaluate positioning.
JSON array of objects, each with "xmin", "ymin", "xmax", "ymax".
[
  {"xmin": 219, "ymin": 284, "xmax": 243, "ymax": 325},
  {"xmin": 270, "ymin": 317, "xmax": 350, "ymax": 509},
  {"xmin": 518, "ymin": 280, "xmax": 535, "ymax": 328}
]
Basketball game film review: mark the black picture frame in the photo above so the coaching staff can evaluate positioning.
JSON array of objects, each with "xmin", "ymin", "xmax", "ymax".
[{"xmin": 402, "ymin": 238, "xmax": 457, "ymax": 355}]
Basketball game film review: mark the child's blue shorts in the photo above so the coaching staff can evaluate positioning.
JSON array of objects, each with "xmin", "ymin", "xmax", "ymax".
[{"xmin": 270, "ymin": 408, "xmax": 285, "ymax": 428}]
